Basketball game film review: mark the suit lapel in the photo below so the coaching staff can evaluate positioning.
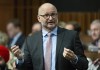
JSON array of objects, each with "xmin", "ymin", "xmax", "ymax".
[
  {"xmin": 56, "ymin": 27, "xmax": 65, "ymax": 62},
  {"xmin": 34, "ymin": 31, "xmax": 44, "ymax": 70}
]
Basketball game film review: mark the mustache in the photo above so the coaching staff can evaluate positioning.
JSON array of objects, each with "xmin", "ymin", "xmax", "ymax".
[
  {"xmin": 47, "ymin": 21, "xmax": 55, "ymax": 23},
  {"xmin": 47, "ymin": 19, "xmax": 55, "ymax": 22}
]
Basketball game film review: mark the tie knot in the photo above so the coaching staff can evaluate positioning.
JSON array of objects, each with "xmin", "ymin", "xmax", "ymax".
[{"xmin": 47, "ymin": 33, "xmax": 53, "ymax": 37}]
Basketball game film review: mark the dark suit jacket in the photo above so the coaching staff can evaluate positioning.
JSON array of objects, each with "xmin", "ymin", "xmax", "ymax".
[
  {"xmin": 21, "ymin": 27, "xmax": 88, "ymax": 70},
  {"xmin": 8, "ymin": 34, "xmax": 25, "ymax": 49}
]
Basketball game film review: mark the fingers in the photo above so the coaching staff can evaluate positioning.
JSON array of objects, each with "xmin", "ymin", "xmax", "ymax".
[
  {"xmin": 11, "ymin": 45, "xmax": 22, "ymax": 58},
  {"xmin": 63, "ymin": 51, "xmax": 72, "ymax": 59},
  {"xmin": 63, "ymin": 48, "xmax": 76, "ymax": 60},
  {"xmin": 11, "ymin": 45, "xmax": 19, "ymax": 52},
  {"xmin": 13, "ymin": 49, "xmax": 20, "ymax": 54},
  {"xmin": 63, "ymin": 50, "xmax": 71, "ymax": 57},
  {"xmin": 64, "ymin": 48, "xmax": 74, "ymax": 54},
  {"xmin": 11, "ymin": 45, "xmax": 16, "ymax": 49}
]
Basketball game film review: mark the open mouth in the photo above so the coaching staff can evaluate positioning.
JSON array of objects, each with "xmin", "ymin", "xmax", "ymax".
[{"xmin": 48, "ymin": 22, "xmax": 54, "ymax": 24}]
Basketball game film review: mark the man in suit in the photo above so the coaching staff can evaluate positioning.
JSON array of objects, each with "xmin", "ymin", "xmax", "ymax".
[
  {"xmin": 6, "ymin": 19, "xmax": 25, "ymax": 49},
  {"xmin": 11, "ymin": 3, "xmax": 88, "ymax": 70}
]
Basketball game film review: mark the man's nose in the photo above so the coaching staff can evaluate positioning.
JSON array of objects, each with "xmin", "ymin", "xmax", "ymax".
[{"xmin": 49, "ymin": 16, "xmax": 53, "ymax": 20}]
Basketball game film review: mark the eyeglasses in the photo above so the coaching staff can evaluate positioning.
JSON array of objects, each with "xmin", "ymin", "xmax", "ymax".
[{"xmin": 39, "ymin": 13, "xmax": 57, "ymax": 19}]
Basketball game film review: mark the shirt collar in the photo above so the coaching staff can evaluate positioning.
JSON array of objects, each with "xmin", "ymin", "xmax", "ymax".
[
  {"xmin": 13, "ymin": 32, "xmax": 22, "ymax": 40},
  {"xmin": 42, "ymin": 27, "xmax": 58, "ymax": 37}
]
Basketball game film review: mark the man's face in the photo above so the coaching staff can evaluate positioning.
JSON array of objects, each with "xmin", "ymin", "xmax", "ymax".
[
  {"xmin": 37, "ymin": 6, "xmax": 58, "ymax": 30},
  {"xmin": 6, "ymin": 23, "xmax": 17, "ymax": 38},
  {"xmin": 90, "ymin": 24, "xmax": 100, "ymax": 41}
]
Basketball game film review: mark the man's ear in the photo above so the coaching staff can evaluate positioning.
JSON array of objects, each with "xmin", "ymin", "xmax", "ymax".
[{"xmin": 37, "ymin": 15, "xmax": 40, "ymax": 22}]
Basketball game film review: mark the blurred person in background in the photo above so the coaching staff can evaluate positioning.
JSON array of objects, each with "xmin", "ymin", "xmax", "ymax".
[
  {"xmin": 0, "ymin": 31, "xmax": 17, "ymax": 70},
  {"xmin": 88, "ymin": 19, "xmax": 100, "ymax": 69},
  {"xmin": 65, "ymin": 22, "xmax": 74, "ymax": 30},
  {"xmin": 65, "ymin": 21, "xmax": 87, "ymax": 45},
  {"xmin": 65, "ymin": 21, "xmax": 81, "ymax": 34},
  {"xmin": 90, "ymin": 19, "xmax": 100, "ymax": 48},
  {"xmin": 32, "ymin": 22, "xmax": 41, "ymax": 33},
  {"xmin": 6, "ymin": 19, "xmax": 25, "ymax": 49},
  {"xmin": 29, "ymin": 22, "xmax": 41, "ymax": 36},
  {"xmin": 58, "ymin": 21, "xmax": 66, "ymax": 28}
]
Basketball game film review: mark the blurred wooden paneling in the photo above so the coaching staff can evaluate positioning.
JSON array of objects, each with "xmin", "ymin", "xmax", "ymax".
[
  {"xmin": 0, "ymin": 0, "xmax": 100, "ymax": 36},
  {"xmin": 14, "ymin": 0, "xmax": 47, "ymax": 35},
  {"xmin": 58, "ymin": 12, "xmax": 100, "ymax": 32},
  {"xmin": 0, "ymin": 0, "xmax": 14, "ymax": 32}
]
